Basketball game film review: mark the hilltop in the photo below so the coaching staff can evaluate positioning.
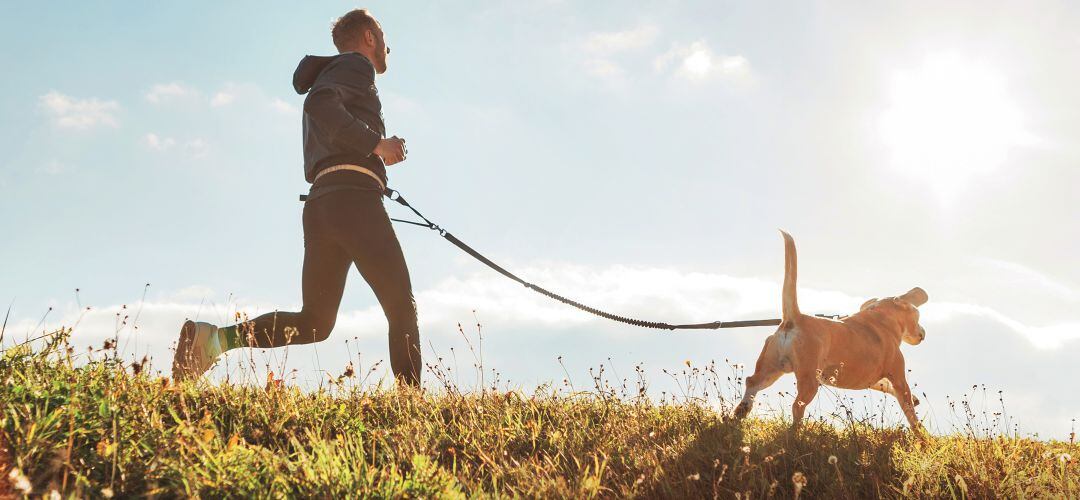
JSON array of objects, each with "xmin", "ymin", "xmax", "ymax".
[{"xmin": 1, "ymin": 342, "xmax": 1077, "ymax": 498}]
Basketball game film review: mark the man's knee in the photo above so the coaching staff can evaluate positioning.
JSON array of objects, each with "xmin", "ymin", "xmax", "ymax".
[{"xmin": 302, "ymin": 309, "xmax": 337, "ymax": 342}]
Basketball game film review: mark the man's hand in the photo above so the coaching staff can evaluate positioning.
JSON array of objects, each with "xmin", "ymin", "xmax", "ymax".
[{"xmin": 373, "ymin": 136, "xmax": 407, "ymax": 165}]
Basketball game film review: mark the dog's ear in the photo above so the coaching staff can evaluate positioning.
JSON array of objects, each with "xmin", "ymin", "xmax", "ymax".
[
  {"xmin": 859, "ymin": 298, "xmax": 878, "ymax": 311},
  {"xmin": 899, "ymin": 287, "xmax": 928, "ymax": 307}
]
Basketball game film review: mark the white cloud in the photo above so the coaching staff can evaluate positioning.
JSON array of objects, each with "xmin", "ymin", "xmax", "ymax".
[
  {"xmin": 582, "ymin": 25, "xmax": 659, "ymax": 55},
  {"xmin": 20, "ymin": 263, "xmax": 1077, "ymax": 362},
  {"xmin": 582, "ymin": 59, "xmax": 625, "ymax": 79},
  {"xmin": 923, "ymin": 302, "xmax": 1080, "ymax": 349},
  {"xmin": 143, "ymin": 133, "xmax": 207, "ymax": 158},
  {"xmin": 210, "ymin": 91, "xmax": 235, "ymax": 107},
  {"xmin": 655, "ymin": 40, "xmax": 754, "ymax": 84},
  {"xmin": 209, "ymin": 82, "xmax": 272, "ymax": 109},
  {"xmin": 974, "ymin": 257, "xmax": 1079, "ymax": 302},
  {"xmin": 39, "ymin": 91, "xmax": 120, "ymax": 129},
  {"xmin": 269, "ymin": 98, "xmax": 299, "ymax": 115},
  {"xmin": 144, "ymin": 83, "xmax": 197, "ymax": 104},
  {"xmin": 10, "ymin": 264, "xmax": 1075, "ymax": 357},
  {"xmin": 38, "ymin": 160, "xmax": 66, "ymax": 175},
  {"xmin": 575, "ymin": 25, "xmax": 659, "ymax": 83},
  {"xmin": 184, "ymin": 139, "xmax": 209, "ymax": 158},
  {"xmin": 143, "ymin": 132, "xmax": 177, "ymax": 151}
]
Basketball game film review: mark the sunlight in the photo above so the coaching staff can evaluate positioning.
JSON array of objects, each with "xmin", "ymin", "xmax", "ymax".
[
  {"xmin": 682, "ymin": 46, "xmax": 712, "ymax": 78},
  {"xmin": 879, "ymin": 53, "xmax": 1030, "ymax": 201}
]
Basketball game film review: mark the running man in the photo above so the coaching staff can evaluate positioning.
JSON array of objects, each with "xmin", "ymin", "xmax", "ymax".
[{"xmin": 172, "ymin": 9, "xmax": 421, "ymax": 386}]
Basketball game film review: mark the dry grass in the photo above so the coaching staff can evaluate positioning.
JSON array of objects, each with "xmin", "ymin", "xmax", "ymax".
[{"xmin": 1, "ymin": 333, "xmax": 1078, "ymax": 499}]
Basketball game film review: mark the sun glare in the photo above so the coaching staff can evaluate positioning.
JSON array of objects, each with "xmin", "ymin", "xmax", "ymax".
[
  {"xmin": 682, "ymin": 48, "xmax": 712, "ymax": 78},
  {"xmin": 879, "ymin": 53, "xmax": 1030, "ymax": 201}
]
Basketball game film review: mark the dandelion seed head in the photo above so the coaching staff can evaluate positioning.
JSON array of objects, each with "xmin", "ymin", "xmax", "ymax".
[{"xmin": 8, "ymin": 468, "xmax": 31, "ymax": 494}]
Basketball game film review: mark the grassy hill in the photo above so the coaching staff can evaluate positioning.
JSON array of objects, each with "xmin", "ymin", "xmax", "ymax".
[{"xmin": 2, "ymin": 339, "xmax": 1077, "ymax": 498}]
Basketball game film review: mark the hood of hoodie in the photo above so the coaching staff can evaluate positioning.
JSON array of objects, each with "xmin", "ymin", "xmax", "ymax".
[
  {"xmin": 292, "ymin": 54, "xmax": 341, "ymax": 94},
  {"xmin": 293, "ymin": 52, "xmax": 377, "ymax": 94}
]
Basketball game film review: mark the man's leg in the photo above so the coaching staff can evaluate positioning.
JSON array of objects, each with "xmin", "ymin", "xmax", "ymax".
[
  {"xmin": 238, "ymin": 239, "xmax": 351, "ymax": 348},
  {"xmin": 323, "ymin": 190, "xmax": 421, "ymax": 386},
  {"xmin": 172, "ymin": 202, "xmax": 352, "ymax": 379},
  {"xmin": 225, "ymin": 200, "xmax": 354, "ymax": 347}
]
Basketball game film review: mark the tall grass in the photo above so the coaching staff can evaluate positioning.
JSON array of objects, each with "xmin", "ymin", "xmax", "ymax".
[{"xmin": 1, "ymin": 330, "xmax": 1077, "ymax": 498}]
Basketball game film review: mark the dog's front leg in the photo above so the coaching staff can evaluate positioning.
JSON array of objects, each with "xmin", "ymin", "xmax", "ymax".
[{"xmin": 887, "ymin": 373, "xmax": 922, "ymax": 431}]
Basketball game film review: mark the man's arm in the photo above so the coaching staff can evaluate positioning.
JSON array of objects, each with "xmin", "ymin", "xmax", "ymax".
[
  {"xmin": 303, "ymin": 62, "xmax": 406, "ymax": 164},
  {"xmin": 304, "ymin": 85, "xmax": 383, "ymax": 158}
]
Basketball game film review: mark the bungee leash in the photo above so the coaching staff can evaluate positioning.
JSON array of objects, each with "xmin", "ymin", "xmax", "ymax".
[{"xmin": 300, "ymin": 189, "xmax": 841, "ymax": 330}]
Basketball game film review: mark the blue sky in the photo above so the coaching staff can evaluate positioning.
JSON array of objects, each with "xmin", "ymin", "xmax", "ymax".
[{"xmin": 3, "ymin": 1, "xmax": 1079, "ymax": 437}]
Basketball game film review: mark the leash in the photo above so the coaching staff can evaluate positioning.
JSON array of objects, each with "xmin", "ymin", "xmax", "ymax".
[{"xmin": 302, "ymin": 189, "xmax": 839, "ymax": 330}]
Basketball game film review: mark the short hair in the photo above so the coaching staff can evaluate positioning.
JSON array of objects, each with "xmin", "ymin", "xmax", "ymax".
[{"xmin": 331, "ymin": 9, "xmax": 378, "ymax": 53}]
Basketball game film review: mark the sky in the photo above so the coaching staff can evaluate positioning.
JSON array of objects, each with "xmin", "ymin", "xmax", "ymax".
[{"xmin": 2, "ymin": 1, "xmax": 1079, "ymax": 438}]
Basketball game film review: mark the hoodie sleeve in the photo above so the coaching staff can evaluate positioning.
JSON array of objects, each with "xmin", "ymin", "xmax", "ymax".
[{"xmin": 302, "ymin": 60, "xmax": 382, "ymax": 157}]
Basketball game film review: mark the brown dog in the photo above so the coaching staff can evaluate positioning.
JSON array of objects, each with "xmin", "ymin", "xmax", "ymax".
[{"xmin": 733, "ymin": 231, "xmax": 928, "ymax": 431}]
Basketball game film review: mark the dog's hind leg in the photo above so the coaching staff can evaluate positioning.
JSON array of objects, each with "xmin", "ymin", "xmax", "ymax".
[
  {"xmin": 734, "ymin": 337, "xmax": 785, "ymax": 420},
  {"xmin": 791, "ymin": 371, "xmax": 820, "ymax": 431}
]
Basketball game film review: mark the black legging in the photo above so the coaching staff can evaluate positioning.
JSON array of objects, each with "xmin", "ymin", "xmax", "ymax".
[{"xmin": 240, "ymin": 184, "xmax": 420, "ymax": 385}]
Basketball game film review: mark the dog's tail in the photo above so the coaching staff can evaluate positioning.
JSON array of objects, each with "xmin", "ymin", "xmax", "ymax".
[{"xmin": 780, "ymin": 230, "xmax": 800, "ymax": 322}]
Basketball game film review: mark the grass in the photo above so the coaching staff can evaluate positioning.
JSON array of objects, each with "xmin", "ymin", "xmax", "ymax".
[{"xmin": 2, "ymin": 333, "xmax": 1078, "ymax": 499}]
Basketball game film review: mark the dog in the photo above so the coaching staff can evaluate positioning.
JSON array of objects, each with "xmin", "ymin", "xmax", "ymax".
[{"xmin": 733, "ymin": 231, "xmax": 928, "ymax": 431}]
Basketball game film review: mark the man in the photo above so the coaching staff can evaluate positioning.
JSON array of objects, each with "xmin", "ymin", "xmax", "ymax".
[{"xmin": 171, "ymin": 9, "xmax": 421, "ymax": 386}]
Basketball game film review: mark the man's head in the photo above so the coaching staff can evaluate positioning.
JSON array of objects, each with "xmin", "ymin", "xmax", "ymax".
[{"xmin": 331, "ymin": 9, "xmax": 390, "ymax": 74}]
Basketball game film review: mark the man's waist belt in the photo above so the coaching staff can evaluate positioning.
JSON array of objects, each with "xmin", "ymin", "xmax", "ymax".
[{"xmin": 314, "ymin": 164, "xmax": 385, "ymax": 191}]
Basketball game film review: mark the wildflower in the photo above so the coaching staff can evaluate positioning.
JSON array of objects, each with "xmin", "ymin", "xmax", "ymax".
[
  {"xmin": 1060, "ymin": 453, "xmax": 1073, "ymax": 463},
  {"xmin": 648, "ymin": 431, "xmax": 656, "ymax": 438},
  {"xmin": 828, "ymin": 455, "xmax": 838, "ymax": 465},
  {"xmin": 687, "ymin": 473, "xmax": 700, "ymax": 481},
  {"xmin": 96, "ymin": 439, "xmax": 116, "ymax": 458},
  {"xmin": 902, "ymin": 475, "xmax": 915, "ymax": 494},
  {"xmin": 792, "ymin": 471, "xmax": 808, "ymax": 498},
  {"xmin": 101, "ymin": 487, "xmax": 115, "ymax": 498},
  {"xmin": 954, "ymin": 474, "xmax": 968, "ymax": 494},
  {"xmin": 8, "ymin": 468, "xmax": 31, "ymax": 494},
  {"xmin": 48, "ymin": 490, "xmax": 61, "ymax": 500},
  {"xmin": 741, "ymin": 445, "xmax": 751, "ymax": 454}
]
